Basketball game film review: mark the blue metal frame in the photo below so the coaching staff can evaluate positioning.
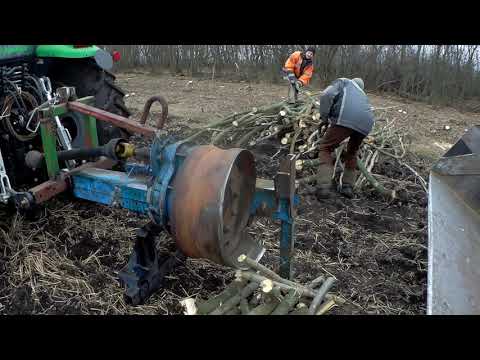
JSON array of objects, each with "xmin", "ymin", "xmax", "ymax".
[
  {"xmin": 72, "ymin": 168, "xmax": 150, "ymax": 213},
  {"xmin": 71, "ymin": 136, "xmax": 298, "ymax": 278},
  {"xmin": 148, "ymin": 138, "xmax": 182, "ymax": 227},
  {"xmin": 124, "ymin": 163, "xmax": 152, "ymax": 177},
  {"xmin": 250, "ymin": 188, "xmax": 300, "ymax": 222},
  {"xmin": 250, "ymin": 186, "xmax": 299, "ymax": 278}
]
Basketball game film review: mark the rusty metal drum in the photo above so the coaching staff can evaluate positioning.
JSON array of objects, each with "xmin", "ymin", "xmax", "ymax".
[{"xmin": 170, "ymin": 145, "xmax": 264, "ymax": 267}]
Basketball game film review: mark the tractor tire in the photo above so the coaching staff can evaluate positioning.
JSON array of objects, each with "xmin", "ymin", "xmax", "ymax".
[{"xmin": 49, "ymin": 59, "xmax": 132, "ymax": 146}]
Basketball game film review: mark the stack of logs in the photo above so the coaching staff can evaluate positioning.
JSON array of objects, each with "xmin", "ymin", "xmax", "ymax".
[{"xmin": 180, "ymin": 254, "xmax": 345, "ymax": 315}]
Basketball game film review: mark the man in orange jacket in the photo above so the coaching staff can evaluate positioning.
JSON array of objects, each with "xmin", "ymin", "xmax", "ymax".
[{"xmin": 283, "ymin": 47, "xmax": 315, "ymax": 103}]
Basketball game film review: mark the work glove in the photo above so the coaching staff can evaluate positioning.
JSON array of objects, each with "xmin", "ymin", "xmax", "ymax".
[{"xmin": 295, "ymin": 81, "xmax": 303, "ymax": 91}]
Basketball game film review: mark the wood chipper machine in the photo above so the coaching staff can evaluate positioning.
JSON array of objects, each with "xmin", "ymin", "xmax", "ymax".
[
  {"xmin": 428, "ymin": 125, "xmax": 480, "ymax": 314},
  {"xmin": 0, "ymin": 85, "xmax": 299, "ymax": 305}
]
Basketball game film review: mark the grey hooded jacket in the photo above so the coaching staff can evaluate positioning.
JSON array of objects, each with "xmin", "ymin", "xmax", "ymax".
[{"xmin": 319, "ymin": 78, "xmax": 374, "ymax": 136}]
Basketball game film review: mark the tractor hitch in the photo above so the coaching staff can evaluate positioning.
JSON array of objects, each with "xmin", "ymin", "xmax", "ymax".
[{"xmin": 11, "ymin": 87, "xmax": 299, "ymax": 305}]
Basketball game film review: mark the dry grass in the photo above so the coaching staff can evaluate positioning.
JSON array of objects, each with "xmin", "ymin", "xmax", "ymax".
[
  {"xmin": 0, "ymin": 151, "xmax": 427, "ymax": 315},
  {"xmin": 0, "ymin": 72, "xmax": 440, "ymax": 315},
  {"xmin": 0, "ymin": 200, "xmax": 240, "ymax": 314}
]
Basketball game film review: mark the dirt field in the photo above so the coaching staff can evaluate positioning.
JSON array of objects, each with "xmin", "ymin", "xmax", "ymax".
[{"xmin": 1, "ymin": 71, "xmax": 479, "ymax": 315}]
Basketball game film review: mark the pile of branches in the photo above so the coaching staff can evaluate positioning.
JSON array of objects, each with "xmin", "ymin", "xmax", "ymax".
[
  {"xmin": 179, "ymin": 254, "xmax": 345, "ymax": 315},
  {"xmin": 185, "ymin": 90, "xmax": 322, "ymax": 150},
  {"xmin": 187, "ymin": 91, "xmax": 428, "ymax": 199},
  {"xmin": 296, "ymin": 116, "xmax": 427, "ymax": 199}
]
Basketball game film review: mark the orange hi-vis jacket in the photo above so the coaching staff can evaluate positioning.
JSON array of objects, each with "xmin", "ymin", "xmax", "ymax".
[{"xmin": 283, "ymin": 51, "xmax": 314, "ymax": 86}]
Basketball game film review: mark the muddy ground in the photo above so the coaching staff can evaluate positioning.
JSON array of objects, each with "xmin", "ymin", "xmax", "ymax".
[{"xmin": 1, "ymin": 71, "xmax": 478, "ymax": 315}]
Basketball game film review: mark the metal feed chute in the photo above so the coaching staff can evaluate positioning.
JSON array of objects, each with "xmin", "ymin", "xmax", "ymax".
[{"xmin": 428, "ymin": 125, "xmax": 480, "ymax": 314}]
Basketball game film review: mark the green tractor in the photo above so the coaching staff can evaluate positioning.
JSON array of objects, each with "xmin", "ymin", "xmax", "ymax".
[{"xmin": 0, "ymin": 45, "xmax": 130, "ymax": 194}]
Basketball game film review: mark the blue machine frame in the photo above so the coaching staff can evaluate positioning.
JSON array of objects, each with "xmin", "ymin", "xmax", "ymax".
[
  {"xmin": 30, "ymin": 92, "xmax": 299, "ymax": 283},
  {"xmin": 71, "ymin": 138, "xmax": 299, "ymax": 278}
]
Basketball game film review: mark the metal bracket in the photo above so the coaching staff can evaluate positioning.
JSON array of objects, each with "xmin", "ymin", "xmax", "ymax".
[
  {"xmin": 0, "ymin": 147, "xmax": 12, "ymax": 203},
  {"xmin": 147, "ymin": 136, "xmax": 179, "ymax": 228},
  {"xmin": 275, "ymin": 153, "xmax": 297, "ymax": 217},
  {"xmin": 118, "ymin": 222, "xmax": 185, "ymax": 305},
  {"xmin": 274, "ymin": 154, "xmax": 297, "ymax": 279},
  {"xmin": 41, "ymin": 78, "xmax": 76, "ymax": 169},
  {"xmin": 56, "ymin": 86, "xmax": 77, "ymax": 104}
]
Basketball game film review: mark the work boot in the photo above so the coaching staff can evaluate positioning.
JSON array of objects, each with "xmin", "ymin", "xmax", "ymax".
[
  {"xmin": 339, "ymin": 183, "xmax": 354, "ymax": 198},
  {"xmin": 342, "ymin": 168, "xmax": 357, "ymax": 185},
  {"xmin": 315, "ymin": 163, "xmax": 334, "ymax": 200},
  {"xmin": 339, "ymin": 168, "xmax": 356, "ymax": 198}
]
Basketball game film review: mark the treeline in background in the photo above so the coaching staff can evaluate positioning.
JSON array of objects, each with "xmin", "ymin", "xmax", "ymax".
[{"xmin": 102, "ymin": 45, "xmax": 480, "ymax": 110}]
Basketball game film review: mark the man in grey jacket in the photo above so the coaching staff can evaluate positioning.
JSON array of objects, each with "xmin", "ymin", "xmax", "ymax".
[{"xmin": 316, "ymin": 77, "xmax": 374, "ymax": 199}]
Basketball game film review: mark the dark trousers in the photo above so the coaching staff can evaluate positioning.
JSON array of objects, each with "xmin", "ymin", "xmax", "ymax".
[
  {"xmin": 317, "ymin": 125, "xmax": 365, "ymax": 185},
  {"xmin": 288, "ymin": 83, "xmax": 298, "ymax": 102},
  {"xmin": 282, "ymin": 70, "xmax": 298, "ymax": 102}
]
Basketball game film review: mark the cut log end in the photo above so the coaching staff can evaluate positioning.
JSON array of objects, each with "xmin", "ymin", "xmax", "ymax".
[
  {"xmin": 295, "ymin": 159, "xmax": 304, "ymax": 171},
  {"xmin": 261, "ymin": 279, "xmax": 274, "ymax": 293},
  {"xmin": 180, "ymin": 298, "xmax": 198, "ymax": 315},
  {"xmin": 237, "ymin": 254, "xmax": 247, "ymax": 263},
  {"xmin": 316, "ymin": 299, "xmax": 337, "ymax": 315},
  {"xmin": 298, "ymin": 145, "xmax": 307, "ymax": 152}
]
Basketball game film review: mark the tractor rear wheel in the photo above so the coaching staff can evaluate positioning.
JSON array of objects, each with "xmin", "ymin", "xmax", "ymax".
[{"xmin": 50, "ymin": 59, "xmax": 132, "ymax": 146}]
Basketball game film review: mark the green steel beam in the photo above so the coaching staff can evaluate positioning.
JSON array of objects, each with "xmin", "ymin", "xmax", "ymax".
[
  {"xmin": 84, "ymin": 115, "xmax": 99, "ymax": 148},
  {"xmin": 40, "ymin": 121, "xmax": 59, "ymax": 179}
]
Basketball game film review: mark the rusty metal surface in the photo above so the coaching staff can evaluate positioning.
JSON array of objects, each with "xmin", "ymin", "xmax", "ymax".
[
  {"xmin": 67, "ymin": 101, "xmax": 157, "ymax": 138},
  {"xmin": 29, "ymin": 157, "xmax": 117, "ymax": 204},
  {"xmin": 170, "ymin": 145, "xmax": 264, "ymax": 267},
  {"xmin": 139, "ymin": 96, "xmax": 169, "ymax": 130},
  {"xmin": 275, "ymin": 154, "xmax": 297, "ymax": 217},
  {"xmin": 30, "ymin": 179, "xmax": 69, "ymax": 203}
]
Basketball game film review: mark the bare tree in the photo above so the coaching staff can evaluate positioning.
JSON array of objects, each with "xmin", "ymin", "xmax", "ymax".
[{"xmin": 101, "ymin": 44, "xmax": 480, "ymax": 108}]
